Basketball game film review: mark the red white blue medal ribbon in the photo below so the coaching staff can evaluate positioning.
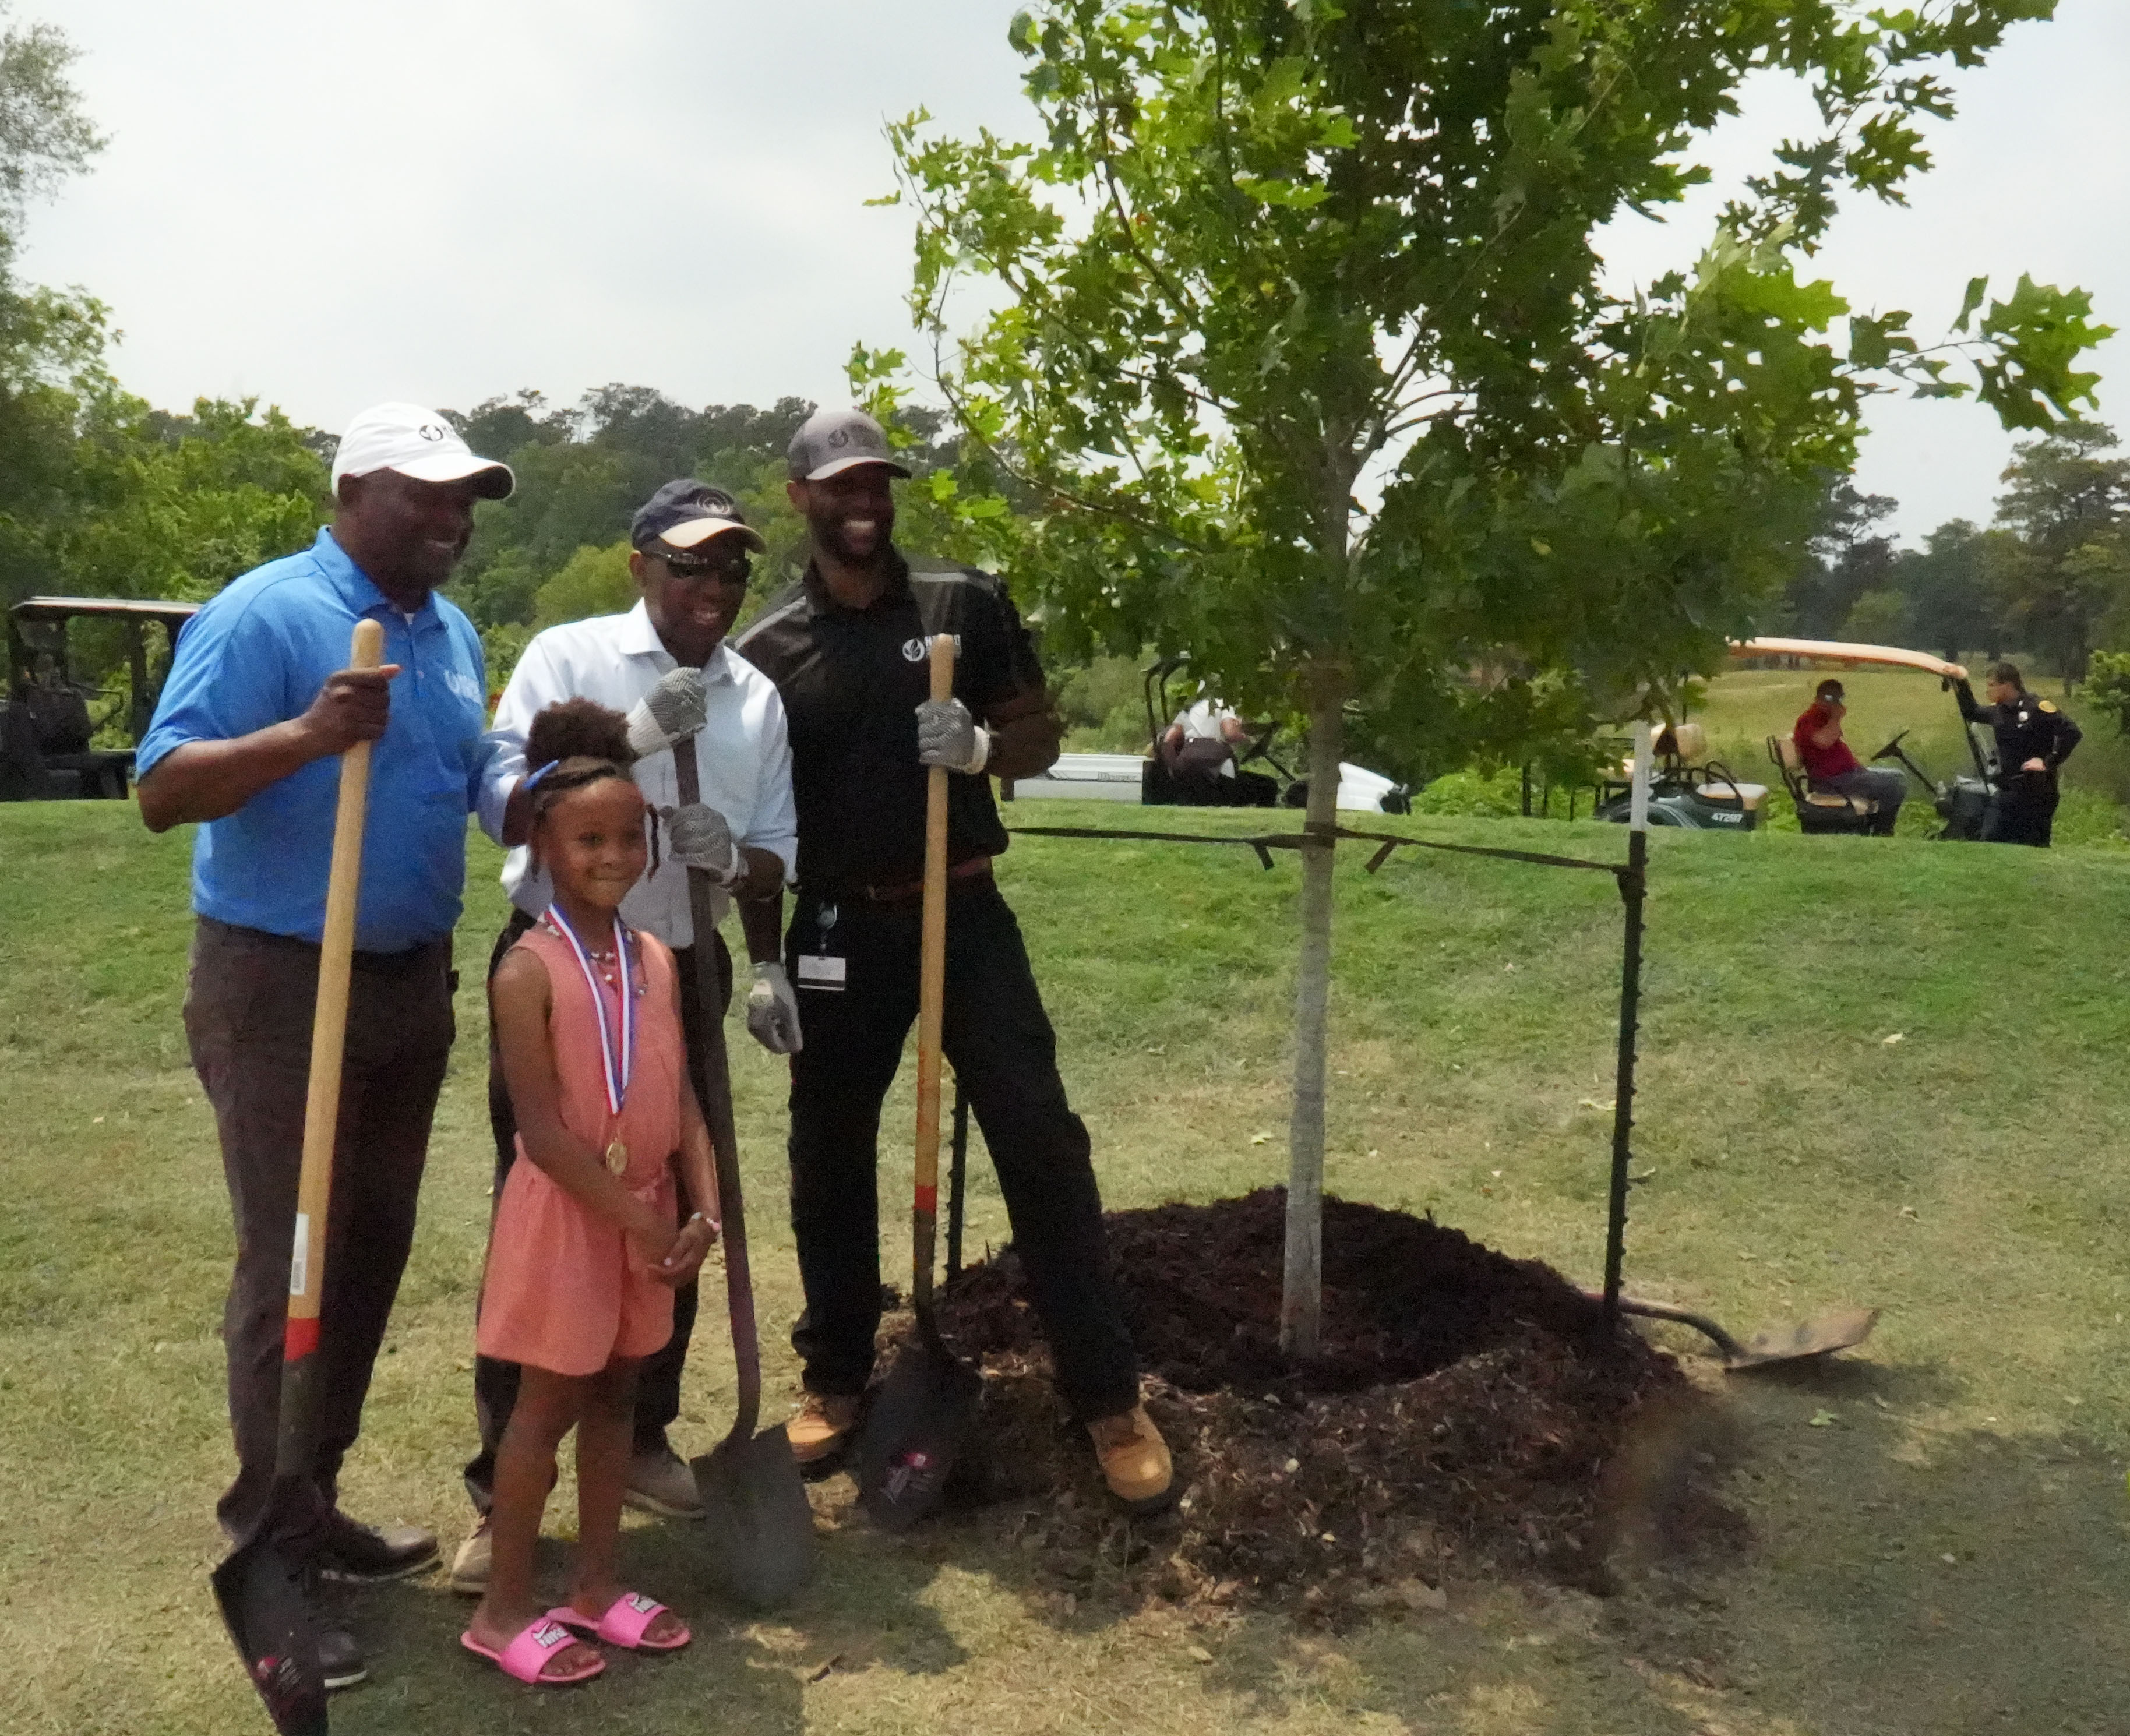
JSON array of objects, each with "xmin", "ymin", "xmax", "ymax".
[{"xmin": 543, "ymin": 904, "xmax": 636, "ymax": 1121}]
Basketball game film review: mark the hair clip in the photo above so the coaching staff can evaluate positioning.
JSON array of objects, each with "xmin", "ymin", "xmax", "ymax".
[{"xmin": 521, "ymin": 758, "xmax": 561, "ymax": 794}]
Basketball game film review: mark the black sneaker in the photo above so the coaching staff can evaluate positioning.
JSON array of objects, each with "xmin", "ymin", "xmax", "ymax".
[
  {"xmin": 318, "ymin": 1622, "xmax": 368, "ymax": 1692},
  {"xmin": 296, "ymin": 1569, "xmax": 369, "ymax": 1691},
  {"xmin": 316, "ymin": 1512, "xmax": 439, "ymax": 1585}
]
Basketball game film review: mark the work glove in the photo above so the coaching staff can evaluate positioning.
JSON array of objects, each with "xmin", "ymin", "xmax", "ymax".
[
  {"xmin": 745, "ymin": 961, "xmax": 803, "ymax": 1054},
  {"xmin": 626, "ymin": 665, "xmax": 708, "ymax": 758},
  {"xmin": 916, "ymin": 696, "xmax": 990, "ymax": 774},
  {"xmin": 660, "ymin": 800, "xmax": 741, "ymax": 885}
]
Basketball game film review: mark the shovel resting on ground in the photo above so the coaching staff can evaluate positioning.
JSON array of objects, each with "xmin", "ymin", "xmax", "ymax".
[
  {"xmin": 1591, "ymin": 1289, "xmax": 1879, "ymax": 1371},
  {"xmin": 858, "ymin": 634, "xmax": 982, "ymax": 1530},
  {"xmin": 212, "ymin": 618, "xmax": 385, "ymax": 1736},
  {"xmin": 673, "ymin": 739, "xmax": 814, "ymax": 1609}
]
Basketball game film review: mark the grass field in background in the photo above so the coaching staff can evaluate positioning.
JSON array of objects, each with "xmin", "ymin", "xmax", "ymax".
[
  {"xmin": 1692, "ymin": 664, "xmax": 2130, "ymax": 842},
  {"xmin": 8, "ymin": 798, "xmax": 2130, "ymax": 1734}
]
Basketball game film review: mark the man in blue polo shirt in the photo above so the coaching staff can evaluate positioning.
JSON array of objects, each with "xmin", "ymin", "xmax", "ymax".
[{"xmin": 138, "ymin": 401, "xmax": 514, "ymax": 1691}]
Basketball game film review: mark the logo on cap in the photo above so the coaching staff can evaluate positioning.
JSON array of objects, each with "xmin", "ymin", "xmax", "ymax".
[{"xmin": 418, "ymin": 422, "xmax": 446, "ymax": 443}]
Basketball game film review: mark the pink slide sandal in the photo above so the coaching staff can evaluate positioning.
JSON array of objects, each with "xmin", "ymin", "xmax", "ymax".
[
  {"xmin": 547, "ymin": 1591, "xmax": 691, "ymax": 1652},
  {"xmin": 460, "ymin": 1615, "xmax": 605, "ymax": 1685}
]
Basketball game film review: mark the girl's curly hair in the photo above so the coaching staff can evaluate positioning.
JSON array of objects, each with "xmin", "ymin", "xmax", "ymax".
[{"xmin": 524, "ymin": 699, "xmax": 639, "ymax": 828}]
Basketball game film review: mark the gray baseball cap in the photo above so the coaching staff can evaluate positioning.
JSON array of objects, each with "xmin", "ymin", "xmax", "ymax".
[{"xmin": 788, "ymin": 407, "xmax": 913, "ymax": 482}]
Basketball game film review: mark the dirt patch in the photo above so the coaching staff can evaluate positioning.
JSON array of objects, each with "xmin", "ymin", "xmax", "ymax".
[{"xmin": 918, "ymin": 1189, "xmax": 1741, "ymax": 1624}]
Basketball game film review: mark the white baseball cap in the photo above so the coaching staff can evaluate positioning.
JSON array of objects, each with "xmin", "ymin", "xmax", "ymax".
[{"xmin": 330, "ymin": 401, "xmax": 514, "ymax": 499}]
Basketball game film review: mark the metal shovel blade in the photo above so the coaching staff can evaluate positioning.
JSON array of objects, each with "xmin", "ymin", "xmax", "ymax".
[
  {"xmin": 856, "ymin": 1335, "xmax": 982, "ymax": 1532},
  {"xmin": 211, "ymin": 1529, "xmax": 327, "ymax": 1736},
  {"xmin": 690, "ymin": 1424, "xmax": 816, "ymax": 1610},
  {"xmin": 1724, "ymin": 1305, "xmax": 1879, "ymax": 1370},
  {"xmin": 1602, "ymin": 1290, "xmax": 1880, "ymax": 1371}
]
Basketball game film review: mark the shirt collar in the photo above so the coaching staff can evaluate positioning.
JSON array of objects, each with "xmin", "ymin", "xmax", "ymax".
[
  {"xmin": 802, "ymin": 547, "xmax": 912, "ymax": 619},
  {"xmin": 314, "ymin": 527, "xmax": 440, "ymax": 628},
  {"xmin": 619, "ymin": 599, "xmax": 738, "ymax": 684}
]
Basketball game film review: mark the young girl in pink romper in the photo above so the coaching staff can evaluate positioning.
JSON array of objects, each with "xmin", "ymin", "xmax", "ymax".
[{"xmin": 461, "ymin": 700, "xmax": 718, "ymax": 1686}]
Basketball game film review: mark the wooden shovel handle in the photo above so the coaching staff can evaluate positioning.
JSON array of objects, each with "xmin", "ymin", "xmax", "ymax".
[
  {"xmin": 285, "ymin": 618, "xmax": 383, "ymax": 1357},
  {"xmin": 912, "ymin": 636, "xmax": 956, "ymax": 1311}
]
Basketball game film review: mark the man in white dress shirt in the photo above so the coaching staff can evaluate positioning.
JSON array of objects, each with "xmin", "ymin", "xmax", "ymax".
[{"xmin": 452, "ymin": 479, "xmax": 799, "ymax": 1589}]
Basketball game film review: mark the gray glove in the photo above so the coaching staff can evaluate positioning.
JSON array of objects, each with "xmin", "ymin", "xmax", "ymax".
[
  {"xmin": 660, "ymin": 801, "xmax": 740, "ymax": 885},
  {"xmin": 746, "ymin": 961, "xmax": 803, "ymax": 1054},
  {"xmin": 916, "ymin": 696, "xmax": 990, "ymax": 774},
  {"xmin": 626, "ymin": 665, "xmax": 708, "ymax": 758}
]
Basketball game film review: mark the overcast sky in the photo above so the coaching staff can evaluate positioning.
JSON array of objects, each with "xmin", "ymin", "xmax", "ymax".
[{"xmin": 20, "ymin": 1, "xmax": 2127, "ymax": 546}]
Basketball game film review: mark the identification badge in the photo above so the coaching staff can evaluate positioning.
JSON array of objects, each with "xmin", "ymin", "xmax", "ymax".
[{"xmin": 796, "ymin": 955, "xmax": 847, "ymax": 990}]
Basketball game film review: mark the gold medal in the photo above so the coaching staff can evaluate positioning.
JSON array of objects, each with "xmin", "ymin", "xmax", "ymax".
[{"xmin": 605, "ymin": 1138, "xmax": 628, "ymax": 1175}]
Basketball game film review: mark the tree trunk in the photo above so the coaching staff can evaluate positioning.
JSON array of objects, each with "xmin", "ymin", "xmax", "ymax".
[{"xmin": 1281, "ymin": 674, "xmax": 1345, "ymax": 1358}]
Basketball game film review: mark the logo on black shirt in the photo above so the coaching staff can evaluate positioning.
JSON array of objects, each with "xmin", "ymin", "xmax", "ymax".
[{"xmin": 903, "ymin": 637, "xmax": 928, "ymax": 662}]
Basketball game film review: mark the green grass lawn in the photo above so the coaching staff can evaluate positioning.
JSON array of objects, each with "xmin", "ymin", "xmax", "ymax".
[{"xmin": 8, "ymin": 798, "xmax": 2130, "ymax": 1734}]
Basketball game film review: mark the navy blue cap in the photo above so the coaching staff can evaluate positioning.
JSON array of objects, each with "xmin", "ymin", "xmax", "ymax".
[{"xmin": 629, "ymin": 479, "xmax": 768, "ymax": 552}]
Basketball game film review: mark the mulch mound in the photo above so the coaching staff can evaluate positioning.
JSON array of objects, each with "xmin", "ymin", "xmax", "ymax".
[{"xmin": 915, "ymin": 1188, "xmax": 1742, "ymax": 1623}]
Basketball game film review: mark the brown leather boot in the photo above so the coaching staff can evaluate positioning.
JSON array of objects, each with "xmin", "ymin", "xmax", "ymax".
[
  {"xmin": 1087, "ymin": 1404, "xmax": 1176, "ymax": 1513},
  {"xmin": 787, "ymin": 1392, "xmax": 861, "ymax": 1469}
]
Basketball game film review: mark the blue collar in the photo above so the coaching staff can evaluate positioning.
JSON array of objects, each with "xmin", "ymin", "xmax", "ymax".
[{"xmin": 313, "ymin": 527, "xmax": 443, "ymax": 630}]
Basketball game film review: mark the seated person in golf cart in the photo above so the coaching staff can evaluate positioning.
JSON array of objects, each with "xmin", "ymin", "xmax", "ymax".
[
  {"xmin": 1792, "ymin": 678, "xmax": 1904, "ymax": 835},
  {"xmin": 1159, "ymin": 696, "xmax": 1278, "ymax": 806}
]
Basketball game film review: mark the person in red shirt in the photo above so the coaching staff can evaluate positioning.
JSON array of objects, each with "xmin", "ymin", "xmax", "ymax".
[{"xmin": 1792, "ymin": 678, "xmax": 1905, "ymax": 835}]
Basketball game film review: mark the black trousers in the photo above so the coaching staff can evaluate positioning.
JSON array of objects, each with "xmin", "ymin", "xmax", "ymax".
[
  {"xmin": 1986, "ymin": 775, "xmax": 2059, "ymax": 846},
  {"xmin": 785, "ymin": 881, "xmax": 1139, "ymax": 1423},
  {"xmin": 184, "ymin": 918, "xmax": 455, "ymax": 1551},
  {"xmin": 462, "ymin": 910, "xmax": 731, "ymax": 1515}
]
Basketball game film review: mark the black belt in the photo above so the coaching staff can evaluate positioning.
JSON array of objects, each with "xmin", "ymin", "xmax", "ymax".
[{"xmin": 810, "ymin": 856, "xmax": 996, "ymax": 908}]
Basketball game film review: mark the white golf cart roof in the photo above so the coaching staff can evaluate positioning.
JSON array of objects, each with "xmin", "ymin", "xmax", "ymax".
[{"xmin": 1729, "ymin": 637, "xmax": 1967, "ymax": 680}]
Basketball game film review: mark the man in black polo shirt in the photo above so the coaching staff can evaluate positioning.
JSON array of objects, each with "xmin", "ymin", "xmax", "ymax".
[{"xmin": 735, "ymin": 407, "xmax": 1172, "ymax": 1513}]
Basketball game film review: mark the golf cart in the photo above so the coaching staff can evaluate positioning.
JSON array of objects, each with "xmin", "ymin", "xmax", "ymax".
[
  {"xmin": 1007, "ymin": 655, "xmax": 1412, "ymax": 813},
  {"xmin": 1735, "ymin": 638, "xmax": 1994, "ymax": 839},
  {"xmin": 1591, "ymin": 719, "xmax": 1769, "ymax": 830},
  {"xmin": 3, "ymin": 596, "xmax": 199, "ymax": 800}
]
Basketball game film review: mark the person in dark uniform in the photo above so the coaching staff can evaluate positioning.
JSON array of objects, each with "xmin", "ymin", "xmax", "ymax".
[
  {"xmin": 734, "ymin": 407, "xmax": 1174, "ymax": 1513},
  {"xmin": 1957, "ymin": 660, "xmax": 2082, "ymax": 846}
]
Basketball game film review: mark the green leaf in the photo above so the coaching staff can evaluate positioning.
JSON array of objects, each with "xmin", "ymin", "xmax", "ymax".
[
  {"xmin": 1232, "ymin": 174, "xmax": 1330, "ymax": 210},
  {"xmin": 1955, "ymin": 274, "xmax": 1988, "ymax": 335},
  {"xmin": 1849, "ymin": 315, "xmax": 1893, "ymax": 369}
]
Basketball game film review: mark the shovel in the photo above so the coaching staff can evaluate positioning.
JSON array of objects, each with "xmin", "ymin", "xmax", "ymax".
[
  {"xmin": 672, "ymin": 735, "xmax": 814, "ymax": 1608},
  {"xmin": 858, "ymin": 634, "xmax": 981, "ymax": 1530},
  {"xmin": 212, "ymin": 618, "xmax": 384, "ymax": 1736},
  {"xmin": 1589, "ymin": 1289, "xmax": 1879, "ymax": 1371}
]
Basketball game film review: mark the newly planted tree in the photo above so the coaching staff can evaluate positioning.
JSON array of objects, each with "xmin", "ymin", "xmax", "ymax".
[{"xmin": 869, "ymin": 0, "xmax": 2107, "ymax": 1352}]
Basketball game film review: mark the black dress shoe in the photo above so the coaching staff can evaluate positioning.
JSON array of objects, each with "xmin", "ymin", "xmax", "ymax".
[{"xmin": 316, "ymin": 1511, "xmax": 439, "ymax": 1585}]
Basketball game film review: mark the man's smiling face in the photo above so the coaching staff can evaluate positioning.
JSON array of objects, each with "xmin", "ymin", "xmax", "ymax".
[
  {"xmin": 789, "ymin": 464, "xmax": 897, "ymax": 568},
  {"xmin": 338, "ymin": 468, "xmax": 482, "ymax": 595}
]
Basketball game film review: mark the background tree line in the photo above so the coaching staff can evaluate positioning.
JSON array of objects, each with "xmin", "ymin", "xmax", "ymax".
[{"xmin": 1782, "ymin": 422, "xmax": 2130, "ymax": 691}]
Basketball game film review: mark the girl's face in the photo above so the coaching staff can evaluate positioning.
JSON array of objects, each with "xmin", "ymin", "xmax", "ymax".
[{"xmin": 536, "ymin": 777, "xmax": 648, "ymax": 909}]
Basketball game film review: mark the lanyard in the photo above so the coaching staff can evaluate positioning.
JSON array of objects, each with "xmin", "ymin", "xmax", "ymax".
[{"xmin": 543, "ymin": 905, "xmax": 636, "ymax": 1119}]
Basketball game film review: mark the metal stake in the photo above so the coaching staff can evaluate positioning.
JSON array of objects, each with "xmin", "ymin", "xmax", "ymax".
[{"xmin": 1603, "ymin": 722, "xmax": 1653, "ymax": 1320}]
